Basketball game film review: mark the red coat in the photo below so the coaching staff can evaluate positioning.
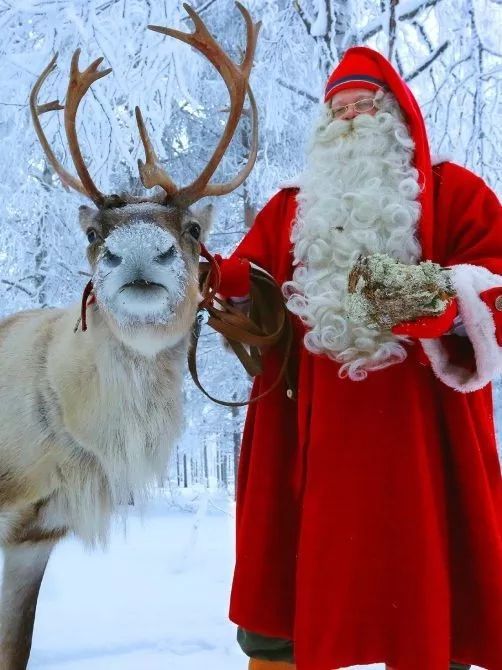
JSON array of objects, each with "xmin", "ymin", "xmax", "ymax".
[{"xmin": 227, "ymin": 162, "xmax": 502, "ymax": 670}]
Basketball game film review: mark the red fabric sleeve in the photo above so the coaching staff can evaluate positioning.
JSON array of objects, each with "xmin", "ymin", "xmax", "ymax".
[
  {"xmin": 439, "ymin": 163, "xmax": 502, "ymax": 273},
  {"xmin": 230, "ymin": 190, "xmax": 292, "ymax": 274},
  {"xmin": 211, "ymin": 189, "xmax": 288, "ymax": 298},
  {"xmin": 429, "ymin": 163, "xmax": 502, "ymax": 372},
  {"xmin": 214, "ymin": 189, "xmax": 296, "ymax": 297},
  {"xmin": 213, "ymin": 254, "xmax": 251, "ymax": 297}
]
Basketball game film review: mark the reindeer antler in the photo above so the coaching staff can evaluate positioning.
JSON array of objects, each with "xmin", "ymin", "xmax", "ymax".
[
  {"xmin": 135, "ymin": 106, "xmax": 179, "ymax": 199},
  {"xmin": 64, "ymin": 50, "xmax": 118, "ymax": 208},
  {"xmin": 31, "ymin": 3, "xmax": 260, "ymax": 210},
  {"xmin": 30, "ymin": 51, "xmax": 123, "ymax": 209},
  {"xmin": 138, "ymin": 2, "xmax": 261, "ymax": 207},
  {"xmin": 30, "ymin": 53, "xmax": 88, "ymax": 196}
]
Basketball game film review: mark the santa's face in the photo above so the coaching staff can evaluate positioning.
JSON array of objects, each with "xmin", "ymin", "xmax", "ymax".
[
  {"xmin": 329, "ymin": 86, "xmax": 380, "ymax": 120},
  {"xmin": 283, "ymin": 91, "xmax": 422, "ymax": 381}
]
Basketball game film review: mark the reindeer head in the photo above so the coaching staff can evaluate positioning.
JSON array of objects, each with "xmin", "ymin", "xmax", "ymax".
[{"xmin": 30, "ymin": 2, "xmax": 260, "ymax": 355}]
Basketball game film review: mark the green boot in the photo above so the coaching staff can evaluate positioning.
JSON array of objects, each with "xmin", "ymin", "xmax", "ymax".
[{"xmin": 237, "ymin": 628, "xmax": 294, "ymax": 663}]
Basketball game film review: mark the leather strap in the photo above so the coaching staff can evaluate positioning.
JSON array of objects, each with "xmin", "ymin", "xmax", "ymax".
[{"xmin": 189, "ymin": 260, "xmax": 296, "ymax": 407}]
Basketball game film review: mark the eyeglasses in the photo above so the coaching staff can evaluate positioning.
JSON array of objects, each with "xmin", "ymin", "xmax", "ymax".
[{"xmin": 331, "ymin": 97, "xmax": 378, "ymax": 119}]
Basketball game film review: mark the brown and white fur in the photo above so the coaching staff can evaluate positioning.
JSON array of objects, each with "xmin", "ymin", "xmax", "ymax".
[{"xmin": 0, "ymin": 198, "xmax": 213, "ymax": 668}]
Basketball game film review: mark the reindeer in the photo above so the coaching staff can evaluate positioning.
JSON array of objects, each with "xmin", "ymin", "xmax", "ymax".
[{"xmin": 0, "ymin": 4, "xmax": 259, "ymax": 668}]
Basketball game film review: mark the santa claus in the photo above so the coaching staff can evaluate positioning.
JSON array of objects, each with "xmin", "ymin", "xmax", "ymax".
[{"xmin": 217, "ymin": 47, "xmax": 502, "ymax": 670}]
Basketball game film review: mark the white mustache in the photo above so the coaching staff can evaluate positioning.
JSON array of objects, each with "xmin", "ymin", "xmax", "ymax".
[{"xmin": 315, "ymin": 113, "xmax": 377, "ymax": 145}]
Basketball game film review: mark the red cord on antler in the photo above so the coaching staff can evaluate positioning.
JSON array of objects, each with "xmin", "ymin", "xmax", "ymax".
[{"xmin": 80, "ymin": 280, "xmax": 95, "ymax": 332}]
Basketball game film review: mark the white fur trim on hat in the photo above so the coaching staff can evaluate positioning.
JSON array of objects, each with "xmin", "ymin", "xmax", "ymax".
[
  {"xmin": 277, "ymin": 178, "xmax": 301, "ymax": 190},
  {"xmin": 431, "ymin": 154, "xmax": 454, "ymax": 166}
]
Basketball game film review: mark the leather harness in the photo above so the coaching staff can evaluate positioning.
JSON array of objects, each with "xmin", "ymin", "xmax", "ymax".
[{"xmin": 192, "ymin": 245, "xmax": 296, "ymax": 406}]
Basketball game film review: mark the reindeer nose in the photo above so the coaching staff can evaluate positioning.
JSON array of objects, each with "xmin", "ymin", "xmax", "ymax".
[{"xmin": 155, "ymin": 245, "xmax": 177, "ymax": 265}]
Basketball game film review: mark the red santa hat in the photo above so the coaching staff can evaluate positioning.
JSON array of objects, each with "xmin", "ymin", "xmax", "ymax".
[
  {"xmin": 324, "ymin": 46, "xmax": 434, "ymax": 260},
  {"xmin": 324, "ymin": 49, "xmax": 387, "ymax": 100}
]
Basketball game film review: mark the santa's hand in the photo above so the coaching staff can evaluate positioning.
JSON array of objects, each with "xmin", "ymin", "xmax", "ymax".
[
  {"xmin": 391, "ymin": 299, "xmax": 458, "ymax": 338},
  {"xmin": 347, "ymin": 254, "xmax": 456, "ymax": 329},
  {"xmin": 214, "ymin": 254, "xmax": 251, "ymax": 298}
]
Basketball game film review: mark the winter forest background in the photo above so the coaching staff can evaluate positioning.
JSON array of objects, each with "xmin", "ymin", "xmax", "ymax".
[
  {"xmin": 0, "ymin": 1, "xmax": 501, "ymax": 668},
  {"xmin": 1, "ymin": 0, "xmax": 501, "ymax": 499}
]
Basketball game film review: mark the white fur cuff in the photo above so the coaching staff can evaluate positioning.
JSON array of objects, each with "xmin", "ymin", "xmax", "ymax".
[{"xmin": 420, "ymin": 264, "xmax": 502, "ymax": 392}]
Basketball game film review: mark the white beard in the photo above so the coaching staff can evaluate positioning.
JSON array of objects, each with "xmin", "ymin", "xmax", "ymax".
[{"xmin": 283, "ymin": 94, "xmax": 422, "ymax": 381}]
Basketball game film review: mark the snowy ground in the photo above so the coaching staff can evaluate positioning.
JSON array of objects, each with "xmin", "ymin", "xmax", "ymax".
[
  {"xmin": 3, "ymin": 490, "xmax": 480, "ymax": 669},
  {"xmin": 29, "ymin": 491, "xmax": 243, "ymax": 670}
]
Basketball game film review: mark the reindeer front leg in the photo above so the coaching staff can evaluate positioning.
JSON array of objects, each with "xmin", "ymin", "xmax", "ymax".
[{"xmin": 0, "ymin": 541, "xmax": 54, "ymax": 670}]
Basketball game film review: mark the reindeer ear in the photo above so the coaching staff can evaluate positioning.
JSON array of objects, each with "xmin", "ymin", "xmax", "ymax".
[
  {"xmin": 193, "ymin": 203, "xmax": 215, "ymax": 243},
  {"xmin": 78, "ymin": 205, "xmax": 101, "ymax": 235}
]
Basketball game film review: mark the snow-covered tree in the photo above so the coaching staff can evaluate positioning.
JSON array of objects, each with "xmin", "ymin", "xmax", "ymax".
[{"xmin": 0, "ymin": 0, "xmax": 500, "ymax": 495}]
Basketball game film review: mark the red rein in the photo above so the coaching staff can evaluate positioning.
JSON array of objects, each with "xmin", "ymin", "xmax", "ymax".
[
  {"xmin": 80, "ymin": 280, "xmax": 96, "ymax": 332},
  {"xmin": 78, "ymin": 243, "xmax": 220, "ymax": 333}
]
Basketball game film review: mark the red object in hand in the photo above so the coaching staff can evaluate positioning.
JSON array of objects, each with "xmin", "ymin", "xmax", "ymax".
[
  {"xmin": 391, "ymin": 299, "xmax": 458, "ymax": 339},
  {"xmin": 214, "ymin": 254, "xmax": 251, "ymax": 297}
]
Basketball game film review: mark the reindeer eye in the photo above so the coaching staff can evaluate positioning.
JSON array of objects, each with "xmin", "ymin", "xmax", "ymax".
[
  {"xmin": 102, "ymin": 248, "xmax": 122, "ymax": 267},
  {"xmin": 188, "ymin": 223, "xmax": 201, "ymax": 240},
  {"xmin": 86, "ymin": 228, "xmax": 99, "ymax": 244},
  {"xmin": 156, "ymin": 246, "xmax": 176, "ymax": 264}
]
